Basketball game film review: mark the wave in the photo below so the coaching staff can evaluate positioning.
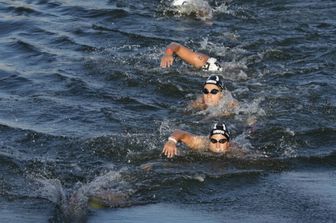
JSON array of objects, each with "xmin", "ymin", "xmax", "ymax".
[
  {"xmin": 92, "ymin": 24, "xmax": 173, "ymax": 43},
  {"xmin": 28, "ymin": 169, "xmax": 134, "ymax": 222},
  {"xmin": 25, "ymin": 161, "xmax": 264, "ymax": 221},
  {"xmin": 0, "ymin": 20, "xmax": 31, "ymax": 35},
  {"xmin": 64, "ymin": 5, "xmax": 129, "ymax": 18},
  {"xmin": 4, "ymin": 3, "xmax": 45, "ymax": 17},
  {"xmin": 7, "ymin": 37, "xmax": 59, "ymax": 65},
  {"xmin": 2, "ymin": 134, "xmax": 334, "ymax": 222}
]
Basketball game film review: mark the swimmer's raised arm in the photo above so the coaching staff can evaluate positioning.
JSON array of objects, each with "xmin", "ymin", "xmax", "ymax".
[
  {"xmin": 160, "ymin": 42, "xmax": 209, "ymax": 69},
  {"xmin": 162, "ymin": 129, "xmax": 203, "ymax": 158}
]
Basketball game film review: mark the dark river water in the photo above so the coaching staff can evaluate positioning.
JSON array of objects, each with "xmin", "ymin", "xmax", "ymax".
[{"xmin": 0, "ymin": 0, "xmax": 335, "ymax": 222}]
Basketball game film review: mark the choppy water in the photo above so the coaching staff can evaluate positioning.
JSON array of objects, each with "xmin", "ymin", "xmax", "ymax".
[{"xmin": 0, "ymin": 0, "xmax": 335, "ymax": 222}]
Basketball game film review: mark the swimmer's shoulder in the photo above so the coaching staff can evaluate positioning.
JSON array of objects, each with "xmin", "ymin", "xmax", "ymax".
[
  {"xmin": 190, "ymin": 96, "xmax": 206, "ymax": 110},
  {"xmin": 188, "ymin": 135, "xmax": 208, "ymax": 152}
]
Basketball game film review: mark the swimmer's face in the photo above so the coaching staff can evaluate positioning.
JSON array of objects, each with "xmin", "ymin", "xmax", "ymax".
[
  {"xmin": 208, "ymin": 134, "xmax": 229, "ymax": 153},
  {"xmin": 203, "ymin": 84, "xmax": 222, "ymax": 107}
]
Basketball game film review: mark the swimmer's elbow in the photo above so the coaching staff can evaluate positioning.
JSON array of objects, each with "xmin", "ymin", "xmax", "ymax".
[
  {"xmin": 169, "ymin": 42, "xmax": 179, "ymax": 46},
  {"xmin": 167, "ymin": 42, "xmax": 181, "ymax": 51}
]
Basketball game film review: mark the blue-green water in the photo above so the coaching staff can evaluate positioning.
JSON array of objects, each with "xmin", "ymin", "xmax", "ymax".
[{"xmin": 0, "ymin": 0, "xmax": 335, "ymax": 222}]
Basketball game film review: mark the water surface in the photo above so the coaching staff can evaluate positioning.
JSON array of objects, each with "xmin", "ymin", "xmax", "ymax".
[{"xmin": 0, "ymin": 0, "xmax": 335, "ymax": 222}]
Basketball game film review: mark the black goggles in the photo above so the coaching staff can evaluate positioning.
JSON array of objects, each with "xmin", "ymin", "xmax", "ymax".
[
  {"xmin": 210, "ymin": 138, "xmax": 228, "ymax": 144},
  {"xmin": 203, "ymin": 88, "xmax": 220, "ymax": 95}
]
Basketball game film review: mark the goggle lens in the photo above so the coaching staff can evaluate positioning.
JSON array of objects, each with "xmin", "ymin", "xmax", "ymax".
[
  {"xmin": 203, "ymin": 88, "xmax": 220, "ymax": 95},
  {"xmin": 210, "ymin": 138, "xmax": 228, "ymax": 144}
]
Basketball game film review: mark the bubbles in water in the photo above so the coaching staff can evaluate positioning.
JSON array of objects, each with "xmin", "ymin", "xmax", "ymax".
[
  {"xmin": 237, "ymin": 97, "xmax": 266, "ymax": 117},
  {"xmin": 158, "ymin": 119, "xmax": 176, "ymax": 137},
  {"xmin": 279, "ymin": 135, "xmax": 297, "ymax": 158},
  {"xmin": 234, "ymin": 131, "xmax": 253, "ymax": 151}
]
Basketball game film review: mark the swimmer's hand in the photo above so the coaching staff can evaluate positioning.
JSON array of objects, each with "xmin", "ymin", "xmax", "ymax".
[
  {"xmin": 162, "ymin": 141, "xmax": 177, "ymax": 158},
  {"xmin": 160, "ymin": 55, "xmax": 174, "ymax": 68}
]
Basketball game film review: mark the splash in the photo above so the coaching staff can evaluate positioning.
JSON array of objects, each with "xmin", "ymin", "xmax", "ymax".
[
  {"xmin": 33, "ymin": 177, "xmax": 66, "ymax": 204},
  {"xmin": 198, "ymin": 37, "xmax": 249, "ymax": 80},
  {"xmin": 67, "ymin": 170, "xmax": 133, "ymax": 209},
  {"xmin": 195, "ymin": 90, "xmax": 240, "ymax": 117},
  {"xmin": 158, "ymin": 119, "xmax": 177, "ymax": 137},
  {"xmin": 279, "ymin": 128, "xmax": 297, "ymax": 158},
  {"xmin": 161, "ymin": 0, "xmax": 239, "ymax": 21},
  {"xmin": 234, "ymin": 97, "xmax": 266, "ymax": 124},
  {"xmin": 194, "ymin": 93, "xmax": 265, "ymax": 134},
  {"xmin": 30, "ymin": 170, "xmax": 134, "ymax": 222},
  {"xmin": 161, "ymin": 0, "xmax": 213, "ymax": 20}
]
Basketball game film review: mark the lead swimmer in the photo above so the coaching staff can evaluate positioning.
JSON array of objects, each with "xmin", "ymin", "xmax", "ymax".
[{"xmin": 162, "ymin": 122, "xmax": 244, "ymax": 158}]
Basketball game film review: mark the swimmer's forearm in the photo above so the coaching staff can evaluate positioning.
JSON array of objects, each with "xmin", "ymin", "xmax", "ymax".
[
  {"xmin": 163, "ymin": 129, "xmax": 189, "ymax": 158},
  {"xmin": 170, "ymin": 43, "xmax": 209, "ymax": 68},
  {"xmin": 169, "ymin": 129, "xmax": 199, "ymax": 149},
  {"xmin": 163, "ymin": 42, "xmax": 209, "ymax": 69}
]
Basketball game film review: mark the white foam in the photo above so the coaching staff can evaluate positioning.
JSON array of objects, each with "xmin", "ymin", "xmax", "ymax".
[
  {"xmin": 198, "ymin": 38, "xmax": 250, "ymax": 80},
  {"xmin": 170, "ymin": 0, "xmax": 213, "ymax": 20},
  {"xmin": 30, "ymin": 169, "xmax": 134, "ymax": 220},
  {"xmin": 234, "ymin": 131, "xmax": 253, "ymax": 151},
  {"xmin": 196, "ymin": 90, "xmax": 240, "ymax": 117}
]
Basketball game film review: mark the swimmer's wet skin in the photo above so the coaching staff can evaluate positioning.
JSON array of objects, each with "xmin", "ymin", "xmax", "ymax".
[
  {"xmin": 160, "ymin": 42, "xmax": 222, "ymax": 71},
  {"xmin": 191, "ymin": 75, "xmax": 239, "ymax": 112},
  {"xmin": 202, "ymin": 75, "xmax": 224, "ymax": 107},
  {"xmin": 162, "ymin": 122, "xmax": 231, "ymax": 158}
]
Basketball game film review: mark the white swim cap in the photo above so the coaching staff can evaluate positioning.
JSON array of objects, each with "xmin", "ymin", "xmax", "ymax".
[
  {"xmin": 202, "ymin": 57, "xmax": 223, "ymax": 72},
  {"xmin": 172, "ymin": 0, "xmax": 190, "ymax": 6},
  {"xmin": 210, "ymin": 122, "xmax": 230, "ymax": 140},
  {"xmin": 204, "ymin": 75, "xmax": 224, "ymax": 90}
]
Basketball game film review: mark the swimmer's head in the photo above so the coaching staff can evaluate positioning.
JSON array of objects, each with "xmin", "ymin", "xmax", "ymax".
[
  {"xmin": 208, "ymin": 122, "xmax": 230, "ymax": 153},
  {"xmin": 202, "ymin": 75, "xmax": 224, "ymax": 106},
  {"xmin": 202, "ymin": 58, "xmax": 223, "ymax": 72},
  {"xmin": 204, "ymin": 75, "xmax": 224, "ymax": 89},
  {"xmin": 209, "ymin": 122, "xmax": 230, "ymax": 140}
]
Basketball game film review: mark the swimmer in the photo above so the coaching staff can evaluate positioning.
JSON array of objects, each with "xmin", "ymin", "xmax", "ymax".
[
  {"xmin": 160, "ymin": 42, "xmax": 222, "ymax": 71},
  {"xmin": 162, "ymin": 122, "xmax": 241, "ymax": 158},
  {"xmin": 190, "ymin": 75, "xmax": 239, "ymax": 114}
]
